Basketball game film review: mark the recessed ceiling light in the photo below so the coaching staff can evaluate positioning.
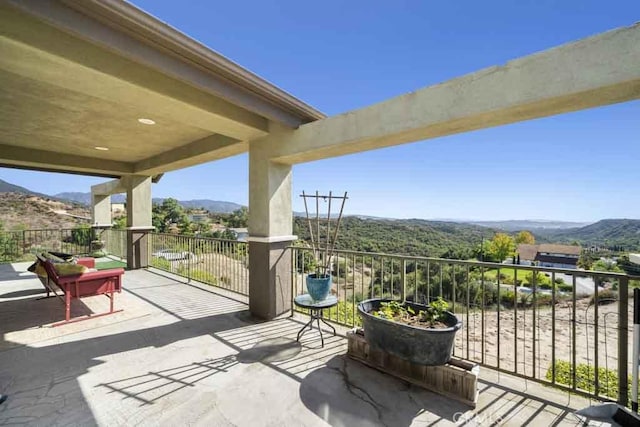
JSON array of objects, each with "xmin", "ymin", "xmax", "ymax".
[
  {"xmin": 94, "ymin": 146, "xmax": 109, "ymax": 151},
  {"xmin": 138, "ymin": 118, "xmax": 156, "ymax": 125}
]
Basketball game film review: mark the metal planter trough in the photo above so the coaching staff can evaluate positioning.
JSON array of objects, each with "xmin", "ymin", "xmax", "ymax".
[{"xmin": 357, "ymin": 298, "xmax": 462, "ymax": 366}]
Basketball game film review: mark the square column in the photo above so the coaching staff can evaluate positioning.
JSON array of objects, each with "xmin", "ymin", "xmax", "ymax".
[
  {"xmin": 248, "ymin": 141, "xmax": 296, "ymax": 319},
  {"xmin": 91, "ymin": 193, "xmax": 112, "ymax": 227},
  {"xmin": 124, "ymin": 175, "xmax": 153, "ymax": 270},
  {"xmin": 248, "ymin": 236, "xmax": 296, "ymax": 319}
]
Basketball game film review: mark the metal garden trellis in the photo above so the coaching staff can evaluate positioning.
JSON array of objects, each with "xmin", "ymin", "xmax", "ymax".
[{"xmin": 300, "ymin": 190, "xmax": 348, "ymax": 277}]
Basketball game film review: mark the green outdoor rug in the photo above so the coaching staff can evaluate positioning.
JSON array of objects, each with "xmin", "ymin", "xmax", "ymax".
[{"xmin": 95, "ymin": 260, "xmax": 127, "ymax": 270}]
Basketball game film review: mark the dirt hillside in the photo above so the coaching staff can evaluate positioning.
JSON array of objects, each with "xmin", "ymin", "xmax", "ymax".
[{"xmin": 0, "ymin": 192, "xmax": 90, "ymax": 230}]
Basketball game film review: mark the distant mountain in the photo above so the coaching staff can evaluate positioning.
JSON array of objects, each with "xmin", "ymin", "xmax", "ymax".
[
  {"xmin": 0, "ymin": 178, "xmax": 50, "ymax": 199},
  {"xmin": 468, "ymin": 219, "xmax": 591, "ymax": 231},
  {"xmin": 54, "ymin": 192, "xmax": 126, "ymax": 205},
  {"xmin": 540, "ymin": 219, "xmax": 640, "ymax": 250},
  {"xmin": 152, "ymin": 198, "xmax": 243, "ymax": 213},
  {"xmin": 53, "ymin": 192, "xmax": 92, "ymax": 205},
  {"xmin": 0, "ymin": 179, "xmax": 86, "ymax": 205},
  {"xmin": 3, "ymin": 178, "xmax": 640, "ymax": 251},
  {"xmin": 53, "ymin": 190, "xmax": 243, "ymax": 213}
]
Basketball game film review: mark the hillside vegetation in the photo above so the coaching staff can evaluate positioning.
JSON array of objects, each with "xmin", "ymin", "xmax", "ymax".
[
  {"xmin": 55, "ymin": 191, "xmax": 243, "ymax": 213},
  {"xmin": 294, "ymin": 216, "xmax": 496, "ymax": 259},
  {"xmin": 540, "ymin": 219, "xmax": 640, "ymax": 250},
  {"xmin": 0, "ymin": 193, "xmax": 89, "ymax": 230},
  {"xmin": 3, "ymin": 174, "xmax": 640, "ymax": 256}
]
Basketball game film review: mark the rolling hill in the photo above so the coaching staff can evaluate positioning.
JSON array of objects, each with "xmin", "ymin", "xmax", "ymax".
[
  {"xmin": 54, "ymin": 192, "xmax": 125, "ymax": 205},
  {"xmin": 294, "ymin": 216, "xmax": 497, "ymax": 258},
  {"xmin": 3, "ymin": 177, "xmax": 640, "ymax": 253},
  {"xmin": 0, "ymin": 192, "xmax": 89, "ymax": 230},
  {"xmin": 0, "ymin": 178, "xmax": 60, "ymax": 200},
  {"xmin": 54, "ymin": 192, "xmax": 243, "ymax": 213},
  {"xmin": 540, "ymin": 219, "xmax": 640, "ymax": 250},
  {"xmin": 0, "ymin": 179, "xmax": 243, "ymax": 213},
  {"xmin": 159, "ymin": 198, "xmax": 243, "ymax": 213},
  {"xmin": 469, "ymin": 219, "xmax": 591, "ymax": 231}
]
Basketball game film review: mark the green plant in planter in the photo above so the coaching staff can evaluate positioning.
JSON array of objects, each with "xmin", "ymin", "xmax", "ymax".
[
  {"xmin": 373, "ymin": 300, "xmax": 405, "ymax": 319},
  {"xmin": 372, "ymin": 297, "xmax": 451, "ymax": 328},
  {"xmin": 424, "ymin": 297, "xmax": 449, "ymax": 324}
]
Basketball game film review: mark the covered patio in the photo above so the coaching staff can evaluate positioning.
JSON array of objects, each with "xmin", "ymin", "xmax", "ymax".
[
  {"xmin": 1, "ymin": 1, "xmax": 640, "ymax": 424},
  {"xmin": 1, "ymin": 0, "xmax": 638, "ymax": 321},
  {"xmin": 0, "ymin": 263, "xmax": 603, "ymax": 426}
]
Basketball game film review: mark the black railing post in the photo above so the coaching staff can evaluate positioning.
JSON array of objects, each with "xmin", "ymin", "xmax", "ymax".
[
  {"xmin": 619, "ymin": 276, "xmax": 629, "ymax": 406},
  {"xmin": 632, "ymin": 286, "xmax": 639, "ymax": 411},
  {"xmin": 188, "ymin": 237, "xmax": 192, "ymax": 283}
]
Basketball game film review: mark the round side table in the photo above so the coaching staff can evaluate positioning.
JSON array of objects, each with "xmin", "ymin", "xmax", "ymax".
[{"xmin": 294, "ymin": 294, "xmax": 338, "ymax": 347}]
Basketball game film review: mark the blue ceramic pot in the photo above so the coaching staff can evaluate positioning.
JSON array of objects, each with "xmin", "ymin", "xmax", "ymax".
[{"xmin": 306, "ymin": 274, "xmax": 332, "ymax": 301}]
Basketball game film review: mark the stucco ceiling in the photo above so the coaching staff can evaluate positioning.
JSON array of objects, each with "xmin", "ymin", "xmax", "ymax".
[
  {"xmin": 0, "ymin": 69, "xmax": 215, "ymax": 162},
  {"xmin": 0, "ymin": 0, "xmax": 322, "ymax": 178}
]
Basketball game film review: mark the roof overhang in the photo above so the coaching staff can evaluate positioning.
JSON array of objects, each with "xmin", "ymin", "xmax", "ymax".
[{"xmin": 0, "ymin": 0, "xmax": 324, "ymax": 178}]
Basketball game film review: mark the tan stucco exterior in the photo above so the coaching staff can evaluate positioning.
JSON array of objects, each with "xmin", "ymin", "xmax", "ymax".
[
  {"xmin": 0, "ymin": 0, "xmax": 323, "ymax": 178},
  {"xmin": 257, "ymin": 23, "xmax": 640, "ymax": 166},
  {"xmin": 91, "ymin": 194, "xmax": 112, "ymax": 228}
]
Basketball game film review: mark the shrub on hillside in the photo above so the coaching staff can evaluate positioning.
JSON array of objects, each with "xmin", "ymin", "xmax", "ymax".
[
  {"xmin": 546, "ymin": 360, "xmax": 629, "ymax": 403},
  {"xmin": 589, "ymin": 288, "xmax": 617, "ymax": 305}
]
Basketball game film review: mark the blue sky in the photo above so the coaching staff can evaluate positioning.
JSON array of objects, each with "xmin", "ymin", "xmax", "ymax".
[{"xmin": 1, "ymin": 0, "xmax": 639, "ymax": 222}]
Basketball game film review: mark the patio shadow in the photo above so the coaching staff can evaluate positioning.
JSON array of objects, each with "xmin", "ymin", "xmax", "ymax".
[
  {"xmin": 0, "ymin": 294, "xmax": 93, "ymax": 346},
  {"xmin": 299, "ymin": 355, "xmax": 469, "ymax": 427},
  {"xmin": 0, "ymin": 288, "xmax": 46, "ymax": 298},
  {"xmin": 236, "ymin": 337, "xmax": 302, "ymax": 363},
  {"xmin": 98, "ymin": 355, "xmax": 239, "ymax": 406}
]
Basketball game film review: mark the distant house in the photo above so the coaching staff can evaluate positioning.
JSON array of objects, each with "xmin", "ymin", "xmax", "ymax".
[
  {"xmin": 188, "ymin": 213, "xmax": 209, "ymax": 223},
  {"xmin": 111, "ymin": 202, "xmax": 125, "ymax": 213},
  {"xmin": 516, "ymin": 243, "xmax": 581, "ymax": 269},
  {"xmin": 210, "ymin": 223, "xmax": 227, "ymax": 233}
]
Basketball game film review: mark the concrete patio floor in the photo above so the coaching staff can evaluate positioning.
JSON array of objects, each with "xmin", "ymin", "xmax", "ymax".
[{"xmin": 0, "ymin": 262, "xmax": 615, "ymax": 426}]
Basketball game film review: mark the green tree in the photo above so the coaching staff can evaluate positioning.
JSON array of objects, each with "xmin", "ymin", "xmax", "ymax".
[
  {"xmin": 474, "ymin": 239, "xmax": 495, "ymax": 262},
  {"xmin": 152, "ymin": 198, "xmax": 190, "ymax": 233},
  {"xmin": 578, "ymin": 251, "xmax": 596, "ymax": 269},
  {"xmin": 0, "ymin": 221, "xmax": 21, "ymax": 261},
  {"xmin": 217, "ymin": 229, "xmax": 238, "ymax": 240},
  {"xmin": 112, "ymin": 216, "xmax": 126, "ymax": 229},
  {"xmin": 514, "ymin": 230, "xmax": 535, "ymax": 245},
  {"xmin": 227, "ymin": 207, "xmax": 248, "ymax": 228},
  {"xmin": 71, "ymin": 224, "xmax": 93, "ymax": 246},
  {"xmin": 488, "ymin": 233, "xmax": 515, "ymax": 262},
  {"xmin": 591, "ymin": 259, "xmax": 623, "ymax": 273}
]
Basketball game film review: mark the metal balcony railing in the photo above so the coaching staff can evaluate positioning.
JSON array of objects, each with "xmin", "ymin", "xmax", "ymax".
[
  {"xmin": 290, "ymin": 245, "xmax": 636, "ymax": 405},
  {"xmin": 0, "ymin": 228, "xmax": 93, "ymax": 261},
  {"xmin": 101, "ymin": 228, "xmax": 127, "ymax": 260},
  {"xmin": 148, "ymin": 232, "xmax": 249, "ymax": 297},
  {"xmin": 2, "ymin": 227, "xmax": 635, "ymax": 404}
]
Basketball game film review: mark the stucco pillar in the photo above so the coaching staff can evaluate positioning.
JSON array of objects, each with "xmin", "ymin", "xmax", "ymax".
[
  {"xmin": 124, "ymin": 175, "xmax": 153, "ymax": 270},
  {"xmin": 248, "ymin": 139, "xmax": 297, "ymax": 320},
  {"xmin": 91, "ymin": 193, "xmax": 112, "ymax": 227}
]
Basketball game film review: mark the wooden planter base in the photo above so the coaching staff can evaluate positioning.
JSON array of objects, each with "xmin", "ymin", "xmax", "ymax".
[{"xmin": 347, "ymin": 329, "xmax": 479, "ymax": 407}]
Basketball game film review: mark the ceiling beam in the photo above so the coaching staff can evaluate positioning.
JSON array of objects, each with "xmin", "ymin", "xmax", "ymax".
[
  {"xmin": 0, "ymin": 143, "xmax": 133, "ymax": 176},
  {"xmin": 0, "ymin": 163, "xmax": 121, "ymax": 180},
  {"xmin": 0, "ymin": 4, "xmax": 269, "ymax": 141},
  {"xmin": 134, "ymin": 134, "xmax": 246, "ymax": 175},
  {"xmin": 91, "ymin": 179, "xmax": 126, "ymax": 196},
  {"xmin": 259, "ymin": 23, "xmax": 640, "ymax": 164}
]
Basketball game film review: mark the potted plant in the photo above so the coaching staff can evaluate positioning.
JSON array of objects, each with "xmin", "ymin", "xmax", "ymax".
[
  {"xmin": 357, "ymin": 297, "xmax": 462, "ymax": 365},
  {"xmin": 300, "ymin": 191, "xmax": 348, "ymax": 301}
]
